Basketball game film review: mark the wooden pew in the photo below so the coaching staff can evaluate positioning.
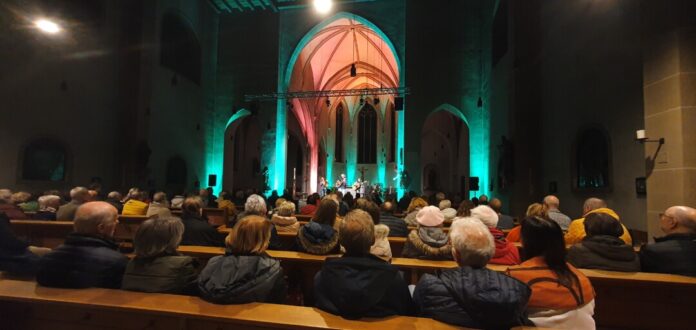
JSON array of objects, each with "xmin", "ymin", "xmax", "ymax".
[{"xmin": 0, "ymin": 279, "xmax": 461, "ymax": 330}]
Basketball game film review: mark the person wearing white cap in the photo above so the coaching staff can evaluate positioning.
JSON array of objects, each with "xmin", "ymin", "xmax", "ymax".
[
  {"xmin": 401, "ymin": 206, "xmax": 452, "ymax": 260},
  {"xmin": 469, "ymin": 205, "xmax": 521, "ymax": 265}
]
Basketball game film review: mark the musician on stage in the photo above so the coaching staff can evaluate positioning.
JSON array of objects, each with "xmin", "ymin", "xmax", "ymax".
[
  {"xmin": 319, "ymin": 177, "xmax": 327, "ymax": 197},
  {"xmin": 336, "ymin": 173, "xmax": 347, "ymax": 189}
]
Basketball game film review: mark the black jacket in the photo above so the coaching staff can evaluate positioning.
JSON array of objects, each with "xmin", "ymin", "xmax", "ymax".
[
  {"xmin": 314, "ymin": 252, "xmax": 415, "ymax": 319},
  {"xmin": 413, "ymin": 266, "xmax": 532, "ymax": 329},
  {"xmin": 568, "ymin": 235, "xmax": 640, "ymax": 272},
  {"xmin": 0, "ymin": 212, "xmax": 39, "ymax": 276},
  {"xmin": 36, "ymin": 233, "xmax": 128, "ymax": 288},
  {"xmin": 640, "ymin": 233, "xmax": 696, "ymax": 276},
  {"xmin": 198, "ymin": 253, "xmax": 287, "ymax": 304},
  {"xmin": 380, "ymin": 213, "xmax": 409, "ymax": 237},
  {"xmin": 181, "ymin": 215, "xmax": 226, "ymax": 247},
  {"xmin": 122, "ymin": 254, "xmax": 199, "ymax": 295}
]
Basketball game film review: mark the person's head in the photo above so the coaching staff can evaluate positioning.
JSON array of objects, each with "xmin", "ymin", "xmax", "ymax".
[
  {"xmin": 381, "ymin": 201, "xmax": 395, "ymax": 214},
  {"xmin": 470, "ymin": 205, "xmax": 499, "ymax": 228},
  {"xmin": 73, "ymin": 202, "xmax": 119, "ymax": 238},
  {"xmin": 0, "ymin": 189, "xmax": 12, "ymax": 204},
  {"xmin": 416, "ymin": 205, "xmax": 445, "ymax": 227},
  {"xmin": 584, "ymin": 212, "xmax": 624, "ymax": 238},
  {"xmin": 449, "ymin": 217, "xmax": 495, "ymax": 268},
  {"xmin": 152, "ymin": 192, "xmax": 168, "ymax": 206},
  {"xmin": 199, "ymin": 189, "xmax": 208, "ymax": 197},
  {"xmin": 245, "ymin": 194, "xmax": 267, "ymax": 216},
  {"xmin": 277, "ymin": 201, "xmax": 295, "ymax": 217},
  {"xmin": 660, "ymin": 206, "xmax": 696, "ymax": 235},
  {"xmin": 182, "ymin": 197, "xmax": 204, "ymax": 218},
  {"xmin": 107, "ymin": 191, "xmax": 122, "ymax": 201},
  {"xmin": 407, "ymin": 197, "xmax": 428, "ymax": 213},
  {"xmin": 219, "ymin": 190, "xmax": 230, "ymax": 201},
  {"xmin": 583, "ymin": 197, "xmax": 607, "ymax": 215},
  {"xmin": 457, "ymin": 200, "xmax": 474, "ymax": 217},
  {"xmin": 435, "ymin": 192, "xmax": 446, "ymax": 203},
  {"xmin": 339, "ymin": 209, "xmax": 375, "ymax": 254},
  {"xmin": 354, "ymin": 198, "xmax": 380, "ymax": 224},
  {"xmin": 70, "ymin": 186, "xmax": 90, "ymax": 203},
  {"xmin": 38, "ymin": 195, "xmax": 61, "ymax": 211},
  {"xmin": 133, "ymin": 217, "xmax": 184, "ymax": 258},
  {"xmin": 438, "ymin": 199, "xmax": 452, "ymax": 210},
  {"xmin": 87, "ymin": 190, "xmax": 98, "ymax": 201},
  {"xmin": 275, "ymin": 198, "xmax": 287, "ymax": 209},
  {"xmin": 129, "ymin": 189, "xmax": 146, "ymax": 202},
  {"xmin": 471, "ymin": 197, "xmax": 479, "ymax": 206},
  {"xmin": 521, "ymin": 216, "xmax": 576, "ymax": 287},
  {"xmin": 225, "ymin": 215, "xmax": 272, "ymax": 255},
  {"xmin": 313, "ymin": 198, "xmax": 338, "ymax": 226},
  {"xmin": 526, "ymin": 203, "xmax": 548, "ymax": 218},
  {"xmin": 489, "ymin": 198, "xmax": 503, "ymax": 213},
  {"xmin": 307, "ymin": 193, "xmax": 318, "ymax": 205},
  {"xmin": 206, "ymin": 187, "xmax": 214, "ymax": 196},
  {"xmin": 270, "ymin": 190, "xmax": 278, "ymax": 197},
  {"xmin": 478, "ymin": 194, "xmax": 489, "ymax": 204},
  {"xmin": 341, "ymin": 173, "xmax": 346, "ymax": 178},
  {"xmin": 543, "ymin": 195, "xmax": 561, "ymax": 210},
  {"xmin": 11, "ymin": 191, "xmax": 31, "ymax": 204}
]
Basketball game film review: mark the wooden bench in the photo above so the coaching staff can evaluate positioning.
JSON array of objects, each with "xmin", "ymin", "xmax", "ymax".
[
  {"xmin": 175, "ymin": 245, "xmax": 696, "ymax": 330},
  {"xmin": 0, "ymin": 279, "xmax": 462, "ymax": 330}
]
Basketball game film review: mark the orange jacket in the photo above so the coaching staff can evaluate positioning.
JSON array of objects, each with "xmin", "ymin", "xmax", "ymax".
[{"xmin": 564, "ymin": 208, "xmax": 632, "ymax": 246}]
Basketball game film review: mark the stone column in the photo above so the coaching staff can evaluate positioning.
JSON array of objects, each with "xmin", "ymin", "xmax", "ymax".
[{"xmin": 642, "ymin": 1, "xmax": 696, "ymax": 240}]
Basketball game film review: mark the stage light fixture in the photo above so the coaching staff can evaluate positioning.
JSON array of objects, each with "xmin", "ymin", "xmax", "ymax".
[
  {"xmin": 313, "ymin": 0, "xmax": 332, "ymax": 14},
  {"xmin": 35, "ymin": 19, "xmax": 61, "ymax": 34},
  {"xmin": 350, "ymin": 63, "xmax": 357, "ymax": 77}
]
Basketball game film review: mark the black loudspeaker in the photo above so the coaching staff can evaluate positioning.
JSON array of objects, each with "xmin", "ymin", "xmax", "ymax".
[
  {"xmin": 394, "ymin": 97, "xmax": 404, "ymax": 111},
  {"xmin": 208, "ymin": 174, "xmax": 217, "ymax": 187},
  {"xmin": 469, "ymin": 177, "xmax": 480, "ymax": 191}
]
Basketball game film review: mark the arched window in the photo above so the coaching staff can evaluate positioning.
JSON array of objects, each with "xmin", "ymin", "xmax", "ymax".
[
  {"xmin": 22, "ymin": 139, "xmax": 66, "ymax": 181},
  {"xmin": 389, "ymin": 106, "xmax": 396, "ymax": 162},
  {"xmin": 358, "ymin": 104, "xmax": 377, "ymax": 164},
  {"xmin": 575, "ymin": 127, "xmax": 611, "ymax": 189},
  {"xmin": 160, "ymin": 12, "xmax": 201, "ymax": 85},
  {"xmin": 166, "ymin": 157, "xmax": 187, "ymax": 185},
  {"xmin": 335, "ymin": 104, "xmax": 344, "ymax": 162}
]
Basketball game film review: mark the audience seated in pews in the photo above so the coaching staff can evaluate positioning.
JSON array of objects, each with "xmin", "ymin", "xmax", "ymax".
[
  {"xmin": 198, "ymin": 215, "xmax": 287, "ymax": 304},
  {"xmin": 456, "ymin": 199, "xmax": 474, "ymax": 217},
  {"xmin": 122, "ymin": 217, "xmax": 198, "ymax": 294},
  {"xmin": 489, "ymin": 198, "xmax": 515, "ymax": 230},
  {"xmin": 507, "ymin": 202, "xmax": 548, "ymax": 243},
  {"xmin": 470, "ymin": 205, "xmax": 520, "ymax": 265},
  {"xmin": 543, "ymin": 195, "xmax": 571, "ymax": 231},
  {"xmin": 296, "ymin": 198, "xmax": 341, "ymax": 255},
  {"xmin": 438, "ymin": 199, "xmax": 457, "ymax": 223},
  {"xmin": 354, "ymin": 198, "xmax": 391, "ymax": 262},
  {"xmin": 404, "ymin": 197, "xmax": 428, "ymax": 226},
  {"xmin": 314, "ymin": 209, "xmax": 415, "ymax": 319},
  {"xmin": 145, "ymin": 191, "xmax": 172, "ymax": 218},
  {"xmin": 300, "ymin": 193, "xmax": 319, "ymax": 215},
  {"xmin": 0, "ymin": 189, "xmax": 29, "ymax": 220},
  {"xmin": 34, "ymin": 194, "xmax": 61, "ymax": 220},
  {"xmin": 507, "ymin": 216, "xmax": 596, "ymax": 329},
  {"xmin": 567, "ymin": 212, "xmax": 640, "ymax": 272},
  {"xmin": 640, "ymin": 206, "xmax": 696, "ymax": 276},
  {"xmin": 565, "ymin": 198, "xmax": 632, "ymax": 246},
  {"xmin": 180, "ymin": 197, "xmax": 226, "ymax": 247},
  {"xmin": 122, "ymin": 189, "xmax": 149, "ymax": 216},
  {"xmin": 0, "ymin": 212, "xmax": 50, "ymax": 276},
  {"xmin": 413, "ymin": 217, "xmax": 532, "ymax": 328},
  {"xmin": 402, "ymin": 206, "xmax": 452, "ymax": 260},
  {"xmin": 271, "ymin": 201, "xmax": 299, "ymax": 233},
  {"xmin": 379, "ymin": 201, "xmax": 408, "ymax": 237},
  {"xmin": 37, "ymin": 201, "xmax": 127, "ymax": 288},
  {"xmin": 105, "ymin": 191, "xmax": 123, "ymax": 214}
]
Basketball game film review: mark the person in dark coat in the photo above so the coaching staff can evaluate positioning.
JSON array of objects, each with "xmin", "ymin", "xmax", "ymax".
[
  {"xmin": 36, "ymin": 202, "xmax": 127, "ymax": 288},
  {"xmin": 314, "ymin": 209, "xmax": 415, "ymax": 319},
  {"xmin": 568, "ymin": 212, "xmax": 640, "ymax": 272},
  {"xmin": 180, "ymin": 197, "xmax": 226, "ymax": 247},
  {"xmin": 0, "ymin": 212, "xmax": 45, "ymax": 276},
  {"xmin": 122, "ymin": 217, "xmax": 198, "ymax": 295},
  {"xmin": 105, "ymin": 191, "xmax": 124, "ymax": 214},
  {"xmin": 379, "ymin": 201, "xmax": 408, "ymax": 237},
  {"xmin": 56, "ymin": 187, "xmax": 90, "ymax": 220},
  {"xmin": 413, "ymin": 217, "xmax": 532, "ymax": 329},
  {"xmin": 198, "ymin": 215, "xmax": 287, "ymax": 304},
  {"xmin": 296, "ymin": 199, "xmax": 341, "ymax": 255},
  {"xmin": 640, "ymin": 206, "xmax": 696, "ymax": 276}
]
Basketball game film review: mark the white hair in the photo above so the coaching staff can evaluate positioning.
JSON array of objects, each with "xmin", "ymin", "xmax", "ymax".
[
  {"xmin": 245, "ymin": 194, "xmax": 267, "ymax": 215},
  {"xmin": 38, "ymin": 195, "xmax": 61, "ymax": 209},
  {"xmin": 70, "ymin": 186, "xmax": 89, "ymax": 202},
  {"xmin": 0, "ymin": 189, "xmax": 12, "ymax": 203},
  {"xmin": 470, "ymin": 205, "xmax": 499, "ymax": 228},
  {"xmin": 449, "ymin": 217, "xmax": 495, "ymax": 268},
  {"xmin": 439, "ymin": 199, "xmax": 452, "ymax": 210}
]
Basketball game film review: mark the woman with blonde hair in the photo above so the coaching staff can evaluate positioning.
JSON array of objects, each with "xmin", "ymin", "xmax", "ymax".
[
  {"xmin": 198, "ymin": 215, "xmax": 287, "ymax": 304},
  {"xmin": 271, "ymin": 201, "xmax": 299, "ymax": 233},
  {"xmin": 404, "ymin": 197, "xmax": 428, "ymax": 226},
  {"xmin": 507, "ymin": 203, "xmax": 550, "ymax": 243}
]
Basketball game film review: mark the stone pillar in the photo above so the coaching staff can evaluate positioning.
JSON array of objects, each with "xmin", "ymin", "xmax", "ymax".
[{"xmin": 642, "ymin": 1, "xmax": 696, "ymax": 240}]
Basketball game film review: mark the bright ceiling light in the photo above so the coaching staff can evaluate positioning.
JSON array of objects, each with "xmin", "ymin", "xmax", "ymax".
[
  {"xmin": 313, "ymin": 0, "xmax": 332, "ymax": 14},
  {"xmin": 35, "ymin": 19, "xmax": 61, "ymax": 34}
]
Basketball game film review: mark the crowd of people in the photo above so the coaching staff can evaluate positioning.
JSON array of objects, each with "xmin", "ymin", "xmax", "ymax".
[{"xmin": 1, "ymin": 185, "xmax": 695, "ymax": 328}]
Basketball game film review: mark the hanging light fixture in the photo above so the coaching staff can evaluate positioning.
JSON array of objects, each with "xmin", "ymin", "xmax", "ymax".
[{"xmin": 350, "ymin": 26, "xmax": 357, "ymax": 77}]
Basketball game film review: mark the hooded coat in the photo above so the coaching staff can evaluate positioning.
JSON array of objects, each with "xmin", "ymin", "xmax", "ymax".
[
  {"xmin": 401, "ymin": 227, "xmax": 452, "ymax": 260},
  {"xmin": 271, "ymin": 214, "xmax": 300, "ymax": 233},
  {"xmin": 413, "ymin": 266, "xmax": 532, "ymax": 329},
  {"xmin": 296, "ymin": 222, "xmax": 340, "ymax": 255},
  {"xmin": 314, "ymin": 252, "xmax": 415, "ymax": 319},
  {"xmin": 370, "ymin": 224, "xmax": 392, "ymax": 262},
  {"xmin": 568, "ymin": 235, "xmax": 640, "ymax": 272},
  {"xmin": 198, "ymin": 253, "xmax": 287, "ymax": 304},
  {"xmin": 489, "ymin": 228, "xmax": 521, "ymax": 265}
]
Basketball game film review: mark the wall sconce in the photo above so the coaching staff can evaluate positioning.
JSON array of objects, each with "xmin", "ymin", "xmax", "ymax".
[{"xmin": 635, "ymin": 129, "xmax": 664, "ymax": 145}]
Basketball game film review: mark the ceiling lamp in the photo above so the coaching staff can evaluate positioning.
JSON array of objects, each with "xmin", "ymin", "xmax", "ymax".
[
  {"xmin": 34, "ymin": 19, "xmax": 61, "ymax": 34},
  {"xmin": 313, "ymin": 0, "xmax": 332, "ymax": 14},
  {"xmin": 350, "ymin": 63, "xmax": 357, "ymax": 77}
]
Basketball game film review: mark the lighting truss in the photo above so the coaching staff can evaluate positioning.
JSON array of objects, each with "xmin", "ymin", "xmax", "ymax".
[{"xmin": 244, "ymin": 87, "xmax": 409, "ymax": 102}]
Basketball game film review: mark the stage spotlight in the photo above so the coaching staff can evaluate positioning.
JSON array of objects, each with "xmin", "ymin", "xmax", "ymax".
[
  {"xmin": 35, "ymin": 19, "xmax": 61, "ymax": 34},
  {"xmin": 313, "ymin": 0, "xmax": 332, "ymax": 14},
  {"xmin": 325, "ymin": 98, "xmax": 331, "ymax": 107},
  {"xmin": 350, "ymin": 63, "xmax": 357, "ymax": 77}
]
